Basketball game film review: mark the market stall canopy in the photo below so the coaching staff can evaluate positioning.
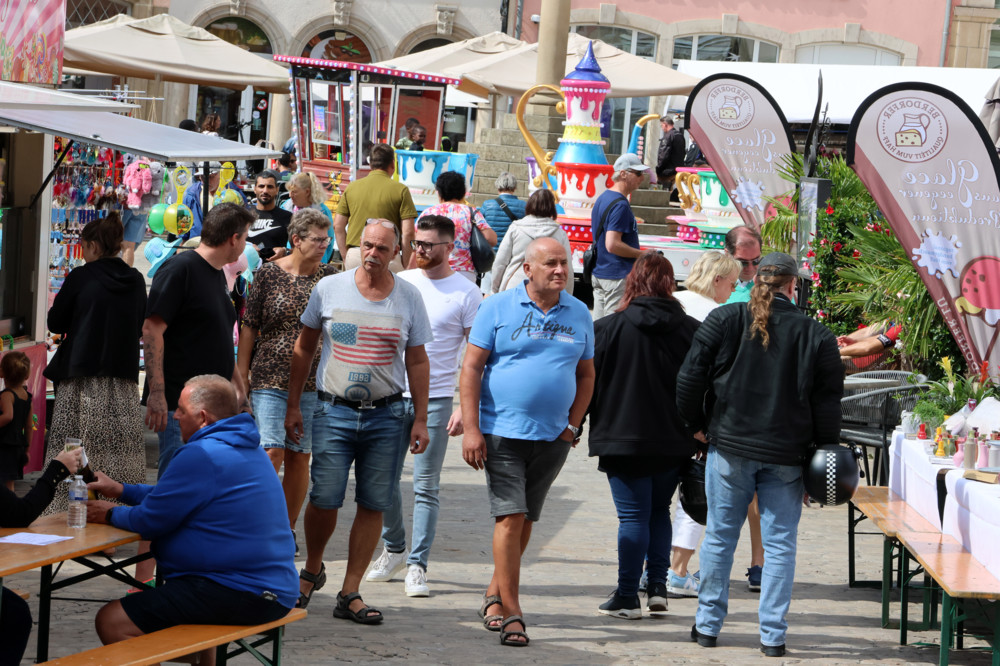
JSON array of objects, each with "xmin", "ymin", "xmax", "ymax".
[
  {"xmin": 674, "ymin": 60, "xmax": 1000, "ymax": 124},
  {"xmin": 0, "ymin": 108, "xmax": 280, "ymax": 162},
  {"xmin": 0, "ymin": 80, "xmax": 137, "ymax": 111},
  {"xmin": 460, "ymin": 32, "xmax": 700, "ymax": 98},
  {"xmin": 62, "ymin": 13, "xmax": 290, "ymax": 94}
]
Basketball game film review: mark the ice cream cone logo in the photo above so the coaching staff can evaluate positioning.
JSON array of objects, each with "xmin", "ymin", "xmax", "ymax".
[
  {"xmin": 877, "ymin": 98, "xmax": 947, "ymax": 163},
  {"xmin": 956, "ymin": 256, "xmax": 1000, "ymax": 358}
]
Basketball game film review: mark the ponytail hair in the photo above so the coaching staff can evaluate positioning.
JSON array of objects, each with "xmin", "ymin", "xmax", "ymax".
[{"xmin": 747, "ymin": 273, "xmax": 796, "ymax": 349}]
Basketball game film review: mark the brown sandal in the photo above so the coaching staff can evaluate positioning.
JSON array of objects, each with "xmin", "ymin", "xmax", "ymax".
[{"xmin": 479, "ymin": 594, "xmax": 503, "ymax": 632}]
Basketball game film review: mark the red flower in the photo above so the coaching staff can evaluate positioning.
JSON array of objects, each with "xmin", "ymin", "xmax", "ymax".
[
  {"xmin": 833, "ymin": 242, "xmax": 843, "ymax": 252},
  {"xmin": 852, "ymin": 249, "xmax": 862, "ymax": 258},
  {"xmin": 826, "ymin": 205, "xmax": 834, "ymax": 215},
  {"xmin": 820, "ymin": 238, "xmax": 828, "ymax": 247},
  {"xmin": 806, "ymin": 250, "xmax": 816, "ymax": 258}
]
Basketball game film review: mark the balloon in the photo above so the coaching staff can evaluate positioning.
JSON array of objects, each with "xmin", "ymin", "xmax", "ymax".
[
  {"xmin": 147, "ymin": 203, "xmax": 167, "ymax": 234},
  {"xmin": 164, "ymin": 204, "xmax": 193, "ymax": 235},
  {"xmin": 214, "ymin": 188, "xmax": 243, "ymax": 205}
]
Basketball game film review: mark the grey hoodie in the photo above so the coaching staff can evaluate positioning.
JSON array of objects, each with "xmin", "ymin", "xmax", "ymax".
[{"xmin": 490, "ymin": 214, "xmax": 574, "ymax": 295}]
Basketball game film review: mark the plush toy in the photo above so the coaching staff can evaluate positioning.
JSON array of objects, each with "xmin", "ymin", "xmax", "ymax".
[{"xmin": 123, "ymin": 159, "xmax": 152, "ymax": 208}]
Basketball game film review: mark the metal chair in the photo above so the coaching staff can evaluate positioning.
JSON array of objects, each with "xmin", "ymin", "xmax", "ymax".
[{"xmin": 841, "ymin": 384, "xmax": 929, "ymax": 485}]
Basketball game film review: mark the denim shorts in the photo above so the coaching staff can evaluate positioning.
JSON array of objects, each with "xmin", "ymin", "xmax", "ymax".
[
  {"xmin": 121, "ymin": 208, "xmax": 147, "ymax": 244},
  {"xmin": 120, "ymin": 575, "xmax": 291, "ymax": 634},
  {"xmin": 251, "ymin": 389, "xmax": 319, "ymax": 454},
  {"xmin": 483, "ymin": 434, "xmax": 572, "ymax": 522},
  {"xmin": 309, "ymin": 398, "xmax": 408, "ymax": 512}
]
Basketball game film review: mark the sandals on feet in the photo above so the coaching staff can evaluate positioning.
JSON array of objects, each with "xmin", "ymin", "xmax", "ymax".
[
  {"xmin": 333, "ymin": 591, "xmax": 383, "ymax": 625},
  {"xmin": 479, "ymin": 594, "xmax": 503, "ymax": 632},
  {"xmin": 499, "ymin": 615, "xmax": 529, "ymax": 647},
  {"xmin": 296, "ymin": 563, "xmax": 326, "ymax": 609}
]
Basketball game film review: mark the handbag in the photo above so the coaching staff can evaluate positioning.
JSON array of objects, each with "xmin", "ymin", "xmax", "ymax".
[
  {"xmin": 467, "ymin": 205, "xmax": 495, "ymax": 275},
  {"xmin": 582, "ymin": 197, "xmax": 626, "ymax": 285},
  {"xmin": 679, "ymin": 458, "xmax": 707, "ymax": 525}
]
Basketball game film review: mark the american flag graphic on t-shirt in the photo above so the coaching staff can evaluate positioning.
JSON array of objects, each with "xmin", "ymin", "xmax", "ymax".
[{"xmin": 329, "ymin": 322, "xmax": 400, "ymax": 367}]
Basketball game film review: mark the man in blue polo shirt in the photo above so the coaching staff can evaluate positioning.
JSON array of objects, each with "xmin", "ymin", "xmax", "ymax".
[
  {"xmin": 590, "ymin": 153, "xmax": 649, "ymax": 318},
  {"xmin": 460, "ymin": 237, "xmax": 595, "ymax": 647}
]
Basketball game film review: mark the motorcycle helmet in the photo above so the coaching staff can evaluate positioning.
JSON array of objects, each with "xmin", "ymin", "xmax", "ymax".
[{"xmin": 803, "ymin": 445, "xmax": 862, "ymax": 506}]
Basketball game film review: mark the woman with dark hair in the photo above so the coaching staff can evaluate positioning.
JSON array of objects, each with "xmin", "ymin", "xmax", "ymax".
[
  {"xmin": 588, "ymin": 251, "xmax": 702, "ymax": 619},
  {"xmin": 43, "ymin": 212, "xmax": 147, "ymax": 513},
  {"xmin": 201, "ymin": 112, "xmax": 222, "ymax": 136},
  {"xmin": 417, "ymin": 171, "xmax": 496, "ymax": 282},
  {"xmin": 490, "ymin": 188, "xmax": 573, "ymax": 295}
]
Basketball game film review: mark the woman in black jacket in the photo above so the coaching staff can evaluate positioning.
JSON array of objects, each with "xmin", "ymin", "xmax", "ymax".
[
  {"xmin": 588, "ymin": 251, "xmax": 702, "ymax": 619},
  {"xmin": 0, "ymin": 448, "xmax": 81, "ymax": 665},
  {"xmin": 43, "ymin": 212, "xmax": 147, "ymax": 514}
]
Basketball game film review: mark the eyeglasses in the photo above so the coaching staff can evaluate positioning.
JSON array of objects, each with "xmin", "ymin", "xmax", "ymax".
[
  {"xmin": 628, "ymin": 169, "xmax": 646, "ymax": 177},
  {"xmin": 737, "ymin": 257, "xmax": 762, "ymax": 269},
  {"xmin": 303, "ymin": 235, "xmax": 331, "ymax": 245},
  {"xmin": 410, "ymin": 240, "xmax": 450, "ymax": 251},
  {"xmin": 366, "ymin": 219, "xmax": 396, "ymax": 231}
]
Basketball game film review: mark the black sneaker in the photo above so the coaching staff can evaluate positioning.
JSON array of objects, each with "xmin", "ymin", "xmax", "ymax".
[
  {"xmin": 690, "ymin": 624, "xmax": 717, "ymax": 647},
  {"xmin": 598, "ymin": 591, "xmax": 642, "ymax": 620},
  {"xmin": 646, "ymin": 582, "xmax": 667, "ymax": 612},
  {"xmin": 761, "ymin": 643, "xmax": 785, "ymax": 657}
]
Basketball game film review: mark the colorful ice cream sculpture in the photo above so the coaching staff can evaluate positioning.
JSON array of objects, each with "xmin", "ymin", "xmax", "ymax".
[{"xmin": 516, "ymin": 42, "xmax": 614, "ymax": 219}]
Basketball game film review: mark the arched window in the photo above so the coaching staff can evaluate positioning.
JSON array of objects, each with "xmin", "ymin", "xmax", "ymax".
[
  {"xmin": 302, "ymin": 29, "xmax": 373, "ymax": 64},
  {"xmin": 672, "ymin": 35, "xmax": 779, "ymax": 64},
  {"xmin": 410, "ymin": 38, "xmax": 452, "ymax": 54},
  {"xmin": 573, "ymin": 25, "xmax": 657, "ymax": 155},
  {"xmin": 796, "ymin": 44, "xmax": 900, "ymax": 66},
  {"xmin": 206, "ymin": 17, "xmax": 273, "ymax": 55},
  {"xmin": 990, "ymin": 19, "xmax": 1000, "ymax": 69}
]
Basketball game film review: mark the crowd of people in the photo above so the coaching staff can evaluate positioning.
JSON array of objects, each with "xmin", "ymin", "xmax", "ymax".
[{"xmin": 1, "ymin": 141, "xmax": 847, "ymax": 662}]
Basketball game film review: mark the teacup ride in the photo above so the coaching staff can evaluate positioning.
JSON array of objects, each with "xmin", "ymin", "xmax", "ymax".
[{"xmin": 394, "ymin": 149, "xmax": 479, "ymax": 211}]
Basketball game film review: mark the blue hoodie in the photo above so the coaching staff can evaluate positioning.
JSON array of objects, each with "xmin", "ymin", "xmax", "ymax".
[{"xmin": 110, "ymin": 413, "xmax": 298, "ymax": 608}]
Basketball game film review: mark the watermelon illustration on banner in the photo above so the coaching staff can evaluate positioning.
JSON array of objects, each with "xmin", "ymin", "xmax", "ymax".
[
  {"xmin": 684, "ymin": 74, "xmax": 796, "ymax": 232},
  {"xmin": 846, "ymin": 83, "xmax": 1000, "ymax": 369}
]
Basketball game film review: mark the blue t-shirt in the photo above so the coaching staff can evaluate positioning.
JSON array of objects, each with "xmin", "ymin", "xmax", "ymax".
[
  {"xmin": 469, "ymin": 281, "xmax": 594, "ymax": 441},
  {"xmin": 590, "ymin": 190, "xmax": 638, "ymax": 280}
]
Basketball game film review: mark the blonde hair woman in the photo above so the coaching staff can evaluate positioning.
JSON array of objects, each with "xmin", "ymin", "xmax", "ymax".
[
  {"xmin": 674, "ymin": 251, "xmax": 741, "ymax": 320},
  {"xmin": 282, "ymin": 172, "xmax": 335, "ymax": 262}
]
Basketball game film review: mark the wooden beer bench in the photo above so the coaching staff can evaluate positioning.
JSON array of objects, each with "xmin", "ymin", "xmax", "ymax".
[
  {"xmin": 848, "ymin": 486, "xmax": 941, "ymax": 627},
  {"xmin": 43, "ymin": 607, "xmax": 306, "ymax": 665},
  {"xmin": 896, "ymin": 531, "xmax": 1000, "ymax": 666}
]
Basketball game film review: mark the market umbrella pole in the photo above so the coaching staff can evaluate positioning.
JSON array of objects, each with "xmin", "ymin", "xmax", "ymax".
[{"xmin": 202, "ymin": 161, "xmax": 210, "ymax": 230}]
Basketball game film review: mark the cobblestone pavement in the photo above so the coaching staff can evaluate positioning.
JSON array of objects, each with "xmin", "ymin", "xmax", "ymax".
[{"xmin": 11, "ymin": 421, "xmax": 993, "ymax": 665}]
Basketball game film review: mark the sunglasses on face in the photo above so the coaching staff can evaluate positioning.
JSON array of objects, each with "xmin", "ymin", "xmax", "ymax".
[{"xmin": 738, "ymin": 257, "xmax": 762, "ymax": 269}]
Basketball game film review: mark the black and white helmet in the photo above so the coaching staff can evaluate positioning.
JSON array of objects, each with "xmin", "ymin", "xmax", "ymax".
[{"xmin": 803, "ymin": 445, "xmax": 862, "ymax": 506}]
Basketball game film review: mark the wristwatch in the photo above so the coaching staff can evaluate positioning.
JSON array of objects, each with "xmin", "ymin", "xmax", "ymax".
[{"xmin": 566, "ymin": 424, "xmax": 580, "ymax": 438}]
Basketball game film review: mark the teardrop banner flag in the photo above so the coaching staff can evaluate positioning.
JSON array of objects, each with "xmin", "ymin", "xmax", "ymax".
[
  {"xmin": 684, "ymin": 73, "xmax": 797, "ymax": 232},
  {"xmin": 847, "ymin": 82, "xmax": 1000, "ymax": 369}
]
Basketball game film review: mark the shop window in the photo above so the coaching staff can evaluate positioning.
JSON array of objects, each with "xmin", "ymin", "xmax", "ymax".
[
  {"xmin": 302, "ymin": 29, "xmax": 373, "ymax": 64},
  {"xmin": 673, "ymin": 34, "xmax": 779, "ymax": 64},
  {"xmin": 573, "ymin": 25, "xmax": 657, "ymax": 156},
  {"xmin": 65, "ymin": 0, "xmax": 131, "ymax": 29},
  {"xmin": 797, "ymin": 44, "xmax": 901, "ymax": 66},
  {"xmin": 990, "ymin": 21, "xmax": 1000, "ymax": 69}
]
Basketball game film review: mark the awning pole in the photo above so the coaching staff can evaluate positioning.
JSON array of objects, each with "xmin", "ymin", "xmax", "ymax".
[
  {"xmin": 202, "ymin": 160, "xmax": 210, "ymax": 231},
  {"xmin": 29, "ymin": 138, "xmax": 74, "ymax": 211}
]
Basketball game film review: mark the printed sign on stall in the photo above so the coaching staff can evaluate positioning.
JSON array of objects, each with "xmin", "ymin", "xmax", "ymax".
[
  {"xmin": 684, "ymin": 74, "xmax": 796, "ymax": 231},
  {"xmin": 0, "ymin": 0, "xmax": 65, "ymax": 84},
  {"xmin": 847, "ymin": 83, "xmax": 1000, "ymax": 370}
]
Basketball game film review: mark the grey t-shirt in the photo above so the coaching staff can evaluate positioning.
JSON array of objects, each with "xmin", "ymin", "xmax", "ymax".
[{"xmin": 301, "ymin": 268, "xmax": 433, "ymax": 400}]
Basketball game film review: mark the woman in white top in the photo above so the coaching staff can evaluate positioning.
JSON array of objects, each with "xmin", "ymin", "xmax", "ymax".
[
  {"xmin": 491, "ymin": 188, "xmax": 573, "ymax": 294},
  {"xmin": 665, "ymin": 250, "xmax": 740, "ymax": 596}
]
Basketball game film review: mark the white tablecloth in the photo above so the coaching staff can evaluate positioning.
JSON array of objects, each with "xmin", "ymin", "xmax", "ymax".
[
  {"xmin": 943, "ymin": 469, "xmax": 1000, "ymax": 581},
  {"xmin": 888, "ymin": 429, "xmax": 905, "ymax": 496},
  {"xmin": 890, "ymin": 434, "xmax": 954, "ymax": 529}
]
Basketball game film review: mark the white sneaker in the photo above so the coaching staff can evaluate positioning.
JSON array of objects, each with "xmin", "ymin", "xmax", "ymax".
[
  {"xmin": 366, "ymin": 547, "xmax": 406, "ymax": 582},
  {"xmin": 404, "ymin": 564, "xmax": 430, "ymax": 597}
]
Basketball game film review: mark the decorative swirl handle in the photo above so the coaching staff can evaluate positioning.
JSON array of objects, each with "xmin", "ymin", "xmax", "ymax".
[
  {"xmin": 626, "ymin": 114, "xmax": 663, "ymax": 159},
  {"xmin": 676, "ymin": 172, "xmax": 702, "ymax": 213},
  {"xmin": 515, "ymin": 84, "xmax": 565, "ymax": 192}
]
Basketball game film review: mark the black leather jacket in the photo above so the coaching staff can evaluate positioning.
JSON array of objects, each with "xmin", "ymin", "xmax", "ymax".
[{"xmin": 676, "ymin": 295, "xmax": 843, "ymax": 465}]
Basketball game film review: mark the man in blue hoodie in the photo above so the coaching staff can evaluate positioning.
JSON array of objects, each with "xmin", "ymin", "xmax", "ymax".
[{"xmin": 85, "ymin": 374, "xmax": 297, "ymax": 657}]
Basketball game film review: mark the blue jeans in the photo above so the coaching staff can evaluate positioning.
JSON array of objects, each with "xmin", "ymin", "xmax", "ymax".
[
  {"xmin": 156, "ymin": 411, "xmax": 183, "ymax": 480},
  {"xmin": 308, "ymin": 398, "xmax": 408, "ymax": 511},
  {"xmin": 696, "ymin": 447, "xmax": 804, "ymax": 647},
  {"xmin": 606, "ymin": 468, "xmax": 680, "ymax": 597},
  {"xmin": 251, "ymin": 389, "xmax": 319, "ymax": 454},
  {"xmin": 381, "ymin": 397, "xmax": 452, "ymax": 570}
]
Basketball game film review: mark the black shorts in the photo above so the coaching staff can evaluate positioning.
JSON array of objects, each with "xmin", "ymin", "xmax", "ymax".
[{"xmin": 120, "ymin": 575, "xmax": 291, "ymax": 634}]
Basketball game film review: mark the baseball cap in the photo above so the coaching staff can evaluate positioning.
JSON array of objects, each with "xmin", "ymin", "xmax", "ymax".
[
  {"xmin": 613, "ymin": 153, "xmax": 650, "ymax": 173},
  {"xmin": 757, "ymin": 252, "xmax": 798, "ymax": 276}
]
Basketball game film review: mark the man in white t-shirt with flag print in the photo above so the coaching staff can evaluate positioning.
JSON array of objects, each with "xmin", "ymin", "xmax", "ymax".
[
  {"xmin": 366, "ymin": 214, "xmax": 482, "ymax": 597},
  {"xmin": 285, "ymin": 218, "xmax": 433, "ymax": 626}
]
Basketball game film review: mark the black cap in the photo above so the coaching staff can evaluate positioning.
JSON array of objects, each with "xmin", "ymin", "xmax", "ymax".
[{"xmin": 757, "ymin": 252, "xmax": 798, "ymax": 276}]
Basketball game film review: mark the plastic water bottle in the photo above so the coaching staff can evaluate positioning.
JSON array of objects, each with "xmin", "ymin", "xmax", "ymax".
[{"xmin": 67, "ymin": 475, "xmax": 87, "ymax": 529}]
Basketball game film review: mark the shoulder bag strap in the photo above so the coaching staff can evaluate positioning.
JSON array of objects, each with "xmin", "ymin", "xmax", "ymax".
[
  {"xmin": 494, "ymin": 197, "xmax": 518, "ymax": 222},
  {"xmin": 594, "ymin": 195, "xmax": 627, "ymax": 245}
]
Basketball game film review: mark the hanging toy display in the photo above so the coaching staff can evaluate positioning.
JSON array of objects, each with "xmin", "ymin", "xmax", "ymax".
[
  {"xmin": 147, "ymin": 203, "xmax": 168, "ymax": 234},
  {"xmin": 163, "ymin": 204, "xmax": 194, "ymax": 235},
  {"xmin": 214, "ymin": 162, "xmax": 240, "ymax": 205}
]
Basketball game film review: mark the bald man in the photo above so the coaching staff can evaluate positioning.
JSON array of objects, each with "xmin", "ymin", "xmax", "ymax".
[{"xmin": 460, "ymin": 238, "xmax": 595, "ymax": 646}]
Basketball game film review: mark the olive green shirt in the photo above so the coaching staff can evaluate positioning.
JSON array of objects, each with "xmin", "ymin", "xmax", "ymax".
[{"xmin": 335, "ymin": 169, "xmax": 417, "ymax": 247}]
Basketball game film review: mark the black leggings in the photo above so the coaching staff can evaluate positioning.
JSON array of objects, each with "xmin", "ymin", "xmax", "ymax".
[{"xmin": 0, "ymin": 587, "xmax": 32, "ymax": 665}]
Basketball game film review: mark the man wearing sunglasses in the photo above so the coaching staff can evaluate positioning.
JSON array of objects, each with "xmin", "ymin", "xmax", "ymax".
[
  {"xmin": 590, "ymin": 153, "xmax": 649, "ymax": 319},
  {"xmin": 724, "ymin": 226, "xmax": 764, "ymax": 305}
]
